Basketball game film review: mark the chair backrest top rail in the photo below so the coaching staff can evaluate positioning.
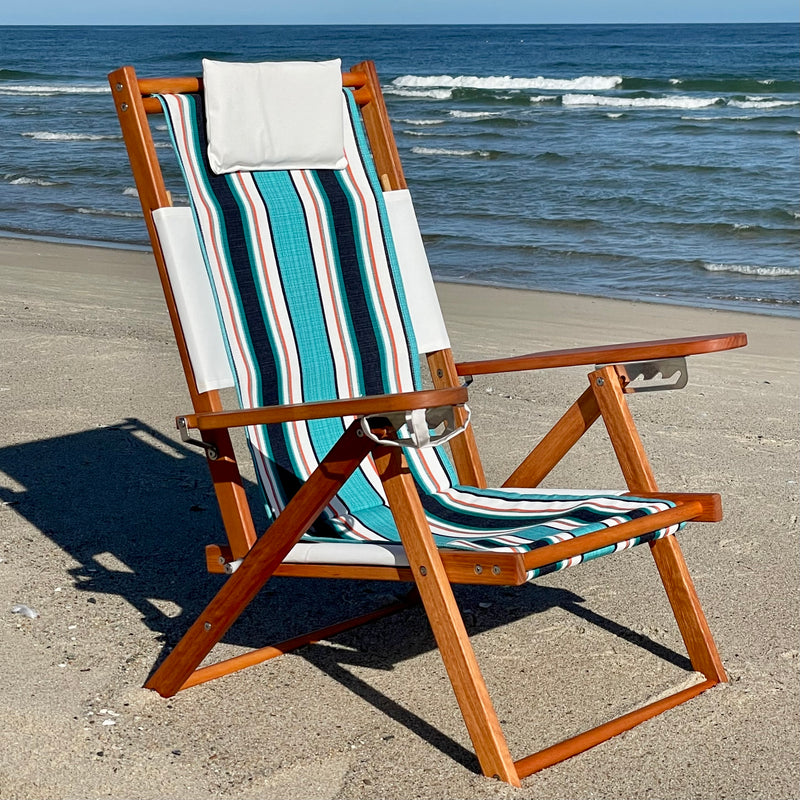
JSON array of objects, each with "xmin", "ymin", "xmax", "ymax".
[{"xmin": 135, "ymin": 71, "xmax": 371, "ymax": 113}]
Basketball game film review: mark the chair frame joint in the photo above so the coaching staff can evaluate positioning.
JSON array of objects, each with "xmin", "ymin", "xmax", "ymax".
[{"xmin": 176, "ymin": 415, "xmax": 219, "ymax": 460}]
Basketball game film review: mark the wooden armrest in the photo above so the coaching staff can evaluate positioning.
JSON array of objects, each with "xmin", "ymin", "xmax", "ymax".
[
  {"xmin": 178, "ymin": 386, "xmax": 469, "ymax": 432},
  {"xmin": 455, "ymin": 332, "xmax": 747, "ymax": 377}
]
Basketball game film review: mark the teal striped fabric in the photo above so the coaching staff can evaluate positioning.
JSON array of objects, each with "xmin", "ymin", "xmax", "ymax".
[{"xmin": 158, "ymin": 88, "xmax": 680, "ymax": 580}]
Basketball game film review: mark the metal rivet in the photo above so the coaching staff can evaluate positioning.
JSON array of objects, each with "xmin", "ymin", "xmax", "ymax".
[
  {"xmin": 218, "ymin": 556, "xmax": 226, "ymax": 565},
  {"xmin": 120, "ymin": 102, "xmax": 129, "ymax": 112},
  {"xmin": 436, "ymin": 369, "xmax": 444, "ymax": 378},
  {"xmin": 115, "ymin": 82, "xmax": 124, "ymax": 92},
  {"xmin": 419, "ymin": 566, "xmax": 427, "ymax": 576},
  {"xmin": 596, "ymin": 377, "xmax": 605, "ymax": 386},
  {"xmin": 492, "ymin": 565, "xmax": 501, "ymax": 575},
  {"xmin": 355, "ymin": 428, "xmax": 363, "ymax": 437},
  {"xmin": 204, "ymin": 622, "xmax": 212, "ymax": 631},
  {"xmin": 474, "ymin": 564, "xmax": 483, "ymax": 574}
]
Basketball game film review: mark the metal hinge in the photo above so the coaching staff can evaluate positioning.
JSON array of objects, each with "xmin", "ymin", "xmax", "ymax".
[
  {"xmin": 177, "ymin": 416, "xmax": 219, "ymax": 460},
  {"xmin": 596, "ymin": 357, "xmax": 688, "ymax": 393}
]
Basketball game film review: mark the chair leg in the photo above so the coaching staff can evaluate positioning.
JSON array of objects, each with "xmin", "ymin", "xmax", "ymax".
[
  {"xmin": 375, "ymin": 447, "xmax": 521, "ymax": 787},
  {"xmin": 146, "ymin": 423, "xmax": 376, "ymax": 697},
  {"xmin": 589, "ymin": 366, "xmax": 727, "ymax": 683}
]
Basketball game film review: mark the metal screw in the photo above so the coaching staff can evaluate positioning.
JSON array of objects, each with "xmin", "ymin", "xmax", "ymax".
[
  {"xmin": 115, "ymin": 82, "xmax": 124, "ymax": 92},
  {"xmin": 204, "ymin": 622, "xmax": 212, "ymax": 631},
  {"xmin": 218, "ymin": 556, "xmax": 226, "ymax": 565},
  {"xmin": 596, "ymin": 377, "xmax": 605, "ymax": 386},
  {"xmin": 436, "ymin": 369, "xmax": 444, "ymax": 378},
  {"xmin": 474, "ymin": 564, "xmax": 483, "ymax": 575},
  {"xmin": 492, "ymin": 565, "xmax": 501, "ymax": 575},
  {"xmin": 355, "ymin": 428, "xmax": 364, "ymax": 437},
  {"xmin": 120, "ymin": 102, "xmax": 129, "ymax": 112},
  {"xmin": 419, "ymin": 566, "xmax": 427, "ymax": 576}
]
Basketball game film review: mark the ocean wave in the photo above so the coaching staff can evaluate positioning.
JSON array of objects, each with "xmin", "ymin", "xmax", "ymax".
[
  {"xmin": 392, "ymin": 74, "xmax": 622, "ymax": 92},
  {"xmin": 529, "ymin": 95, "xmax": 560, "ymax": 104},
  {"xmin": 22, "ymin": 131, "xmax": 122, "ymax": 142},
  {"xmin": 384, "ymin": 87, "xmax": 453, "ymax": 100},
  {"xmin": 411, "ymin": 146, "xmax": 493, "ymax": 158},
  {"xmin": 728, "ymin": 97, "xmax": 799, "ymax": 109},
  {"xmin": 123, "ymin": 187, "xmax": 139, "ymax": 197},
  {"xmin": 563, "ymin": 94, "xmax": 721, "ymax": 109},
  {"xmin": 6, "ymin": 175, "xmax": 59, "ymax": 186},
  {"xmin": 0, "ymin": 83, "xmax": 109, "ymax": 96},
  {"xmin": 395, "ymin": 118, "xmax": 445, "ymax": 125},
  {"xmin": 76, "ymin": 207, "xmax": 143, "ymax": 219},
  {"xmin": 703, "ymin": 262, "xmax": 800, "ymax": 277},
  {"xmin": 449, "ymin": 110, "xmax": 504, "ymax": 119}
]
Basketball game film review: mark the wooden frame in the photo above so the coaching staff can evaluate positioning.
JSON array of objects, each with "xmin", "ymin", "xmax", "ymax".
[{"xmin": 108, "ymin": 61, "xmax": 746, "ymax": 786}]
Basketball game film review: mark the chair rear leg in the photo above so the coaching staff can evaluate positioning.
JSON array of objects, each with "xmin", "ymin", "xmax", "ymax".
[
  {"xmin": 589, "ymin": 366, "xmax": 727, "ymax": 683},
  {"xmin": 375, "ymin": 447, "xmax": 521, "ymax": 787}
]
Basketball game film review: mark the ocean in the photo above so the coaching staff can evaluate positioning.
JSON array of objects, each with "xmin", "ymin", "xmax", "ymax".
[{"xmin": 1, "ymin": 24, "xmax": 798, "ymax": 315}]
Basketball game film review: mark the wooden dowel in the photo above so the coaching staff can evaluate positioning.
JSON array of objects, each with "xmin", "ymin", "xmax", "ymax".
[
  {"xmin": 180, "ymin": 594, "xmax": 417, "ymax": 690},
  {"xmin": 514, "ymin": 679, "xmax": 716, "ymax": 778}
]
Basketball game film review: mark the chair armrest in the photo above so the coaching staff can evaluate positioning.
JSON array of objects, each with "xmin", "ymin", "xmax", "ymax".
[
  {"xmin": 178, "ymin": 386, "xmax": 469, "ymax": 432},
  {"xmin": 455, "ymin": 332, "xmax": 747, "ymax": 377}
]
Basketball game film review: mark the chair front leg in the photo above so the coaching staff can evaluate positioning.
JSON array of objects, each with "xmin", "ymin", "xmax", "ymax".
[
  {"xmin": 589, "ymin": 365, "xmax": 726, "ymax": 683},
  {"xmin": 146, "ymin": 422, "xmax": 376, "ymax": 697},
  {"xmin": 374, "ymin": 447, "xmax": 521, "ymax": 786}
]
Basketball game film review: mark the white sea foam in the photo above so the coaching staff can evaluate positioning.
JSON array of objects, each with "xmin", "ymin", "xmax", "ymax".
[
  {"xmin": 392, "ymin": 74, "xmax": 622, "ymax": 91},
  {"xmin": 703, "ymin": 262, "xmax": 800, "ymax": 277},
  {"xmin": 606, "ymin": 113, "xmax": 625, "ymax": 119},
  {"xmin": 728, "ymin": 98, "xmax": 798, "ymax": 109},
  {"xmin": 529, "ymin": 95, "xmax": 558, "ymax": 104},
  {"xmin": 123, "ymin": 187, "xmax": 139, "ymax": 197},
  {"xmin": 0, "ymin": 83, "xmax": 109, "ymax": 96},
  {"xmin": 22, "ymin": 131, "xmax": 120, "ymax": 141},
  {"xmin": 395, "ymin": 118, "xmax": 445, "ymax": 125},
  {"xmin": 449, "ymin": 110, "xmax": 504, "ymax": 118},
  {"xmin": 384, "ymin": 86, "xmax": 453, "ymax": 100},
  {"xmin": 411, "ymin": 146, "xmax": 491, "ymax": 157},
  {"xmin": 77, "ymin": 207, "xmax": 142, "ymax": 218},
  {"xmin": 8, "ymin": 176, "xmax": 57, "ymax": 186},
  {"xmin": 563, "ymin": 94, "xmax": 721, "ymax": 109}
]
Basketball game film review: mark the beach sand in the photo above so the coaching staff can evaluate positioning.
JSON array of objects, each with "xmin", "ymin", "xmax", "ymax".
[{"xmin": 0, "ymin": 236, "xmax": 797, "ymax": 799}]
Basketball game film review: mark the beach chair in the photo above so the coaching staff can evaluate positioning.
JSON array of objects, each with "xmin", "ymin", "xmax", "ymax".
[{"xmin": 108, "ymin": 59, "xmax": 746, "ymax": 785}]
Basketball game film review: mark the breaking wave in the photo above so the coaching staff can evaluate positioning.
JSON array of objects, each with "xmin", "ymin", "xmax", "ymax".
[
  {"xmin": 392, "ymin": 73, "xmax": 623, "ymax": 92},
  {"xmin": 702, "ymin": 262, "xmax": 800, "ymax": 277}
]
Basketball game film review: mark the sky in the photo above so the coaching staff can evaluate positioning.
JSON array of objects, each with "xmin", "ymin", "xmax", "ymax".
[{"xmin": 1, "ymin": 0, "xmax": 797, "ymax": 25}]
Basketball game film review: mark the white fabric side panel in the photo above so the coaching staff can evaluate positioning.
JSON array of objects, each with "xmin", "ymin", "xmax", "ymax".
[
  {"xmin": 152, "ymin": 207, "xmax": 234, "ymax": 393},
  {"xmin": 383, "ymin": 189, "xmax": 450, "ymax": 354},
  {"xmin": 202, "ymin": 58, "xmax": 347, "ymax": 173},
  {"xmin": 284, "ymin": 542, "xmax": 410, "ymax": 567}
]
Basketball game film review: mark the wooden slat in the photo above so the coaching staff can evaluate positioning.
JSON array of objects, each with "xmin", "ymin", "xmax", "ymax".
[
  {"xmin": 145, "ymin": 423, "xmax": 375, "ymax": 697},
  {"xmin": 514, "ymin": 679, "xmax": 716, "ymax": 778},
  {"xmin": 589, "ymin": 366, "xmax": 727, "ymax": 683},
  {"xmin": 456, "ymin": 332, "xmax": 748, "ymax": 377},
  {"xmin": 427, "ymin": 348, "xmax": 487, "ymax": 487},
  {"xmin": 181, "ymin": 385, "xmax": 468, "ymax": 431},
  {"xmin": 522, "ymin": 501, "xmax": 703, "ymax": 572},
  {"xmin": 375, "ymin": 447, "xmax": 521, "ymax": 786},
  {"xmin": 503, "ymin": 386, "xmax": 600, "ymax": 488},
  {"xmin": 623, "ymin": 491, "xmax": 722, "ymax": 522},
  {"xmin": 139, "ymin": 70, "xmax": 369, "ymax": 114},
  {"xmin": 180, "ymin": 593, "xmax": 417, "ymax": 691}
]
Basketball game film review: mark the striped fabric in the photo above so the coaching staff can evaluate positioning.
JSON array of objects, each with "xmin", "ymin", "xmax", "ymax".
[{"xmin": 158, "ymin": 88, "xmax": 680, "ymax": 580}]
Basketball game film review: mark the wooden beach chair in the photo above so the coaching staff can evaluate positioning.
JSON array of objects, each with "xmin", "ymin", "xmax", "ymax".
[{"xmin": 108, "ymin": 59, "xmax": 746, "ymax": 785}]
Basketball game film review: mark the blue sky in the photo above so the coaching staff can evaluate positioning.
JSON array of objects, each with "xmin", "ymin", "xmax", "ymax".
[{"xmin": 1, "ymin": 0, "xmax": 796, "ymax": 25}]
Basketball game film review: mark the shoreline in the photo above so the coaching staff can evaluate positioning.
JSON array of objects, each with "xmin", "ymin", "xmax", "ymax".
[
  {"xmin": 1, "ymin": 235, "xmax": 798, "ymax": 799},
  {"xmin": 1, "ymin": 230, "xmax": 796, "ymax": 320}
]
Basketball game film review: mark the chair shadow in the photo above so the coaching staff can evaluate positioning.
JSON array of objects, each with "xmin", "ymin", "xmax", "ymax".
[{"xmin": 0, "ymin": 418, "xmax": 692, "ymax": 771}]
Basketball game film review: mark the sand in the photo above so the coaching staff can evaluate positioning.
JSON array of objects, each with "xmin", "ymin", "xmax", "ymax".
[{"xmin": 0, "ymin": 236, "xmax": 797, "ymax": 799}]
